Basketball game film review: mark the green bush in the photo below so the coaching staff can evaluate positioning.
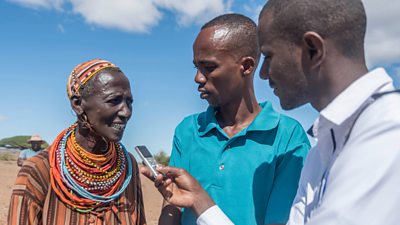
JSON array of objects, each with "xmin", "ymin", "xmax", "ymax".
[{"xmin": 154, "ymin": 150, "xmax": 170, "ymax": 166}]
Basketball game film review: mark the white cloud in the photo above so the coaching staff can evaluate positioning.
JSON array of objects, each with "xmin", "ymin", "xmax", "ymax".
[
  {"xmin": 69, "ymin": 0, "xmax": 162, "ymax": 33},
  {"xmin": 363, "ymin": 0, "xmax": 400, "ymax": 67},
  {"xmin": 7, "ymin": 0, "xmax": 63, "ymax": 10},
  {"xmin": 156, "ymin": 0, "xmax": 232, "ymax": 26},
  {"xmin": 0, "ymin": 115, "xmax": 7, "ymax": 121},
  {"xmin": 8, "ymin": 0, "xmax": 232, "ymax": 32}
]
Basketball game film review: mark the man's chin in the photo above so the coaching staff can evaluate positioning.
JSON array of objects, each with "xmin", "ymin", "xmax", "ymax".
[{"xmin": 280, "ymin": 98, "xmax": 308, "ymax": 110}]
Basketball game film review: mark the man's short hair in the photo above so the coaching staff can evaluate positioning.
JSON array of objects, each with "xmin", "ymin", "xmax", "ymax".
[
  {"xmin": 261, "ymin": 0, "xmax": 366, "ymax": 58},
  {"xmin": 202, "ymin": 13, "xmax": 260, "ymax": 62}
]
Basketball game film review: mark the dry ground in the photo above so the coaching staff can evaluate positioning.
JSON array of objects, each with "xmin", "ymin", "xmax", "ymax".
[{"xmin": 0, "ymin": 158, "xmax": 163, "ymax": 225}]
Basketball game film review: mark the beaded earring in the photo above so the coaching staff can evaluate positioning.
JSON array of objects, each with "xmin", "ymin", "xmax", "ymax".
[
  {"xmin": 78, "ymin": 113, "xmax": 92, "ymax": 131},
  {"xmin": 77, "ymin": 113, "xmax": 109, "ymax": 152}
]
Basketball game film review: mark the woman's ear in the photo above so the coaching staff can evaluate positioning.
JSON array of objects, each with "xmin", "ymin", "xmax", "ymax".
[
  {"xmin": 240, "ymin": 56, "xmax": 256, "ymax": 77},
  {"xmin": 302, "ymin": 31, "xmax": 325, "ymax": 69},
  {"xmin": 70, "ymin": 95, "xmax": 84, "ymax": 116}
]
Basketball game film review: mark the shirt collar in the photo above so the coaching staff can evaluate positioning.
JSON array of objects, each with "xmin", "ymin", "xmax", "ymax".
[
  {"xmin": 198, "ymin": 101, "xmax": 281, "ymax": 137},
  {"xmin": 319, "ymin": 68, "xmax": 392, "ymax": 126}
]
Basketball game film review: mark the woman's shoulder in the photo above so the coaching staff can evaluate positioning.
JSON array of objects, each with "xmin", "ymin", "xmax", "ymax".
[
  {"xmin": 26, "ymin": 149, "xmax": 50, "ymax": 168},
  {"xmin": 14, "ymin": 149, "xmax": 50, "ymax": 197}
]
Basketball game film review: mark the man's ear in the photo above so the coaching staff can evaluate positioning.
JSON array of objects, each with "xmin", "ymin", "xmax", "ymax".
[
  {"xmin": 240, "ymin": 56, "xmax": 256, "ymax": 77},
  {"xmin": 302, "ymin": 31, "xmax": 325, "ymax": 69},
  {"xmin": 70, "ymin": 95, "xmax": 84, "ymax": 116}
]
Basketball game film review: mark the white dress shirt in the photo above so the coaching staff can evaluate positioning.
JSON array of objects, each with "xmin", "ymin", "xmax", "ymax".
[
  {"xmin": 197, "ymin": 68, "xmax": 400, "ymax": 225},
  {"xmin": 288, "ymin": 68, "xmax": 400, "ymax": 225}
]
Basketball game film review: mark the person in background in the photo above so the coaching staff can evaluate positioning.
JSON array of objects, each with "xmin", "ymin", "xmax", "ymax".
[
  {"xmin": 17, "ymin": 134, "xmax": 45, "ymax": 166},
  {"xmin": 8, "ymin": 59, "xmax": 146, "ymax": 225},
  {"xmin": 160, "ymin": 13, "xmax": 310, "ymax": 225},
  {"xmin": 143, "ymin": 0, "xmax": 400, "ymax": 224}
]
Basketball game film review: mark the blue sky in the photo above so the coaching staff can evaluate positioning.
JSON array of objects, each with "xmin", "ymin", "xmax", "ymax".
[{"xmin": 0, "ymin": 0, "xmax": 399, "ymax": 156}]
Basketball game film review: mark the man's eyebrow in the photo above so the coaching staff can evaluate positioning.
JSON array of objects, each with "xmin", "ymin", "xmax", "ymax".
[{"xmin": 195, "ymin": 60, "xmax": 213, "ymax": 65}]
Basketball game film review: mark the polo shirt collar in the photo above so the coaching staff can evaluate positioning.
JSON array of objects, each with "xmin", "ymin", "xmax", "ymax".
[
  {"xmin": 320, "ymin": 68, "xmax": 392, "ymax": 126},
  {"xmin": 198, "ymin": 106, "xmax": 219, "ymax": 136},
  {"xmin": 198, "ymin": 101, "xmax": 281, "ymax": 137}
]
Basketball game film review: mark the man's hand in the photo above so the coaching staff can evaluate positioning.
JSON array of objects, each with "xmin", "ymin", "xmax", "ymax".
[
  {"xmin": 140, "ymin": 165, "xmax": 215, "ymax": 216},
  {"xmin": 17, "ymin": 157, "xmax": 24, "ymax": 167}
]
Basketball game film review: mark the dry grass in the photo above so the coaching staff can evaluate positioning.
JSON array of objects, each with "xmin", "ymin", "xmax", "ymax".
[{"xmin": 0, "ymin": 152, "xmax": 17, "ymax": 161}]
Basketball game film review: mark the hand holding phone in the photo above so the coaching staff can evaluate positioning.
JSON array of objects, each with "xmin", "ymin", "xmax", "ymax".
[{"xmin": 135, "ymin": 145, "xmax": 160, "ymax": 178}]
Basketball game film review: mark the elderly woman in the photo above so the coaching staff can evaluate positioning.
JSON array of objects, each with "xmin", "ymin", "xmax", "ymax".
[{"xmin": 8, "ymin": 59, "xmax": 146, "ymax": 225}]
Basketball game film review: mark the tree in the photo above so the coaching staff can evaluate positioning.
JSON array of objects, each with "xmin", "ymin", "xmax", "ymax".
[{"xmin": 154, "ymin": 150, "xmax": 170, "ymax": 166}]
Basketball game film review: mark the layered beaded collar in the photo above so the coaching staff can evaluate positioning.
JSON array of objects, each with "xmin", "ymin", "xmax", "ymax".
[{"xmin": 49, "ymin": 124, "xmax": 132, "ymax": 212}]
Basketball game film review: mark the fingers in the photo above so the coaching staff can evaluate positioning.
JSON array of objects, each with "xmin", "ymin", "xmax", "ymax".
[
  {"xmin": 154, "ymin": 176, "xmax": 174, "ymax": 201},
  {"xmin": 154, "ymin": 175, "xmax": 168, "ymax": 187},
  {"xmin": 139, "ymin": 166, "xmax": 155, "ymax": 181},
  {"xmin": 157, "ymin": 165, "xmax": 187, "ymax": 177}
]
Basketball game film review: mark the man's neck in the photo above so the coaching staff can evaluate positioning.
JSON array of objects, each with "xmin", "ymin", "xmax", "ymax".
[
  {"xmin": 311, "ymin": 59, "xmax": 368, "ymax": 111},
  {"xmin": 216, "ymin": 97, "xmax": 261, "ymax": 138}
]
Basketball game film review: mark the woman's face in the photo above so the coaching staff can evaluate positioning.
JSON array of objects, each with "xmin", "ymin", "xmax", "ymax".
[{"xmin": 81, "ymin": 70, "xmax": 133, "ymax": 142}]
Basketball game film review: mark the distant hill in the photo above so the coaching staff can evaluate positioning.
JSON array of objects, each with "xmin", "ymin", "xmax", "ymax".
[{"xmin": 0, "ymin": 136, "xmax": 49, "ymax": 149}]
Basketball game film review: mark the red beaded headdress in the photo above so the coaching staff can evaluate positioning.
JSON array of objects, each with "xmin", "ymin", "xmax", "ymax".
[{"xmin": 67, "ymin": 59, "xmax": 117, "ymax": 99}]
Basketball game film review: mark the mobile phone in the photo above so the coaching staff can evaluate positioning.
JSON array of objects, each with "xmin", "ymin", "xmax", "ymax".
[{"xmin": 135, "ymin": 145, "xmax": 159, "ymax": 178}]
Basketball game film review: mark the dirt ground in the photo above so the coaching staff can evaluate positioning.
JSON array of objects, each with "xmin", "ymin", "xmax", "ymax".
[{"xmin": 0, "ymin": 159, "xmax": 163, "ymax": 225}]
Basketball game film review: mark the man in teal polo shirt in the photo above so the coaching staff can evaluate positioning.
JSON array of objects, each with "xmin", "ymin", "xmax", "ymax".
[{"xmin": 159, "ymin": 14, "xmax": 310, "ymax": 225}]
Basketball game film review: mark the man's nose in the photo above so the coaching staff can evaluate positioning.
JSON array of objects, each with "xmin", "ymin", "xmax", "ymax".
[
  {"xmin": 259, "ymin": 59, "xmax": 270, "ymax": 80},
  {"xmin": 194, "ymin": 70, "xmax": 206, "ymax": 84}
]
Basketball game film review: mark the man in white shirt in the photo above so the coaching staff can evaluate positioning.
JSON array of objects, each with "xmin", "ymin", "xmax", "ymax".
[{"xmin": 142, "ymin": 0, "xmax": 400, "ymax": 224}]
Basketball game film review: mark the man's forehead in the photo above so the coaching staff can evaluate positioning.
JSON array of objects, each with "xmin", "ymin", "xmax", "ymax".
[
  {"xmin": 211, "ymin": 26, "xmax": 234, "ymax": 44},
  {"xmin": 258, "ymin": 13, "xmax": 278, "ymax": 46},
  {"xmin": 194, "ymin": 29, "xmax": 230, "ymax": 53}
]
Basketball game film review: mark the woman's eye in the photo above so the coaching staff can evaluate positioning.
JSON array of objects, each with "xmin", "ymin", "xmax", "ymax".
[
  {"xmin": 108, "ymin": 97, "xmax": 121, "ymax": 105},
  {"xmin": 127, "ymin": 99, "xmax": 133, "ymax": 107}
]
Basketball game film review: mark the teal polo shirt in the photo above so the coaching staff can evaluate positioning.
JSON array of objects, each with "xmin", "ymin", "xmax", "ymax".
[{"xmin": 170, "ymin": 101, "xmax": 310, "ymax": 225}]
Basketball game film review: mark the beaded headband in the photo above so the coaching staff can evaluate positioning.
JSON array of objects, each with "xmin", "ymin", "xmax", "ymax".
[{"xmin": 67, "ymin": 59, "xmax": 117, "ymax": 99}]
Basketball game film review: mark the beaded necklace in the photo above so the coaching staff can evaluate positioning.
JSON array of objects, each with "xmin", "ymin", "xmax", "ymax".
[{"xmin": 49, "ymin": 124, "xmax": 132, "ymax": 212}]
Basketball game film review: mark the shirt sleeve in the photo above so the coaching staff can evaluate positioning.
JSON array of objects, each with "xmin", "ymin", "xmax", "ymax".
[
  {"xmin": 265, "ymin": 123, "xmax": 310, "ymax": 224},
  {"xmin": 8, "ymin": 154, "xmax": 49, "ymax": 225},
  {"xmin": 169, "ymin": 131, "xmax": 183, "ymax": 168},
  {"xmin": 196, "ymin": 205, "xmax": 234, "ymax": 225}
]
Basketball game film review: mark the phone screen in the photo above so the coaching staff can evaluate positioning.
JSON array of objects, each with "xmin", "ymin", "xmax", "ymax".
[
  {"xmin": 137, "ymin": 145, "xmax": 152, "ymax": 158},
  {"xmin": 135, "ymin": 145, "xmax": 159, "ymax": 177}
]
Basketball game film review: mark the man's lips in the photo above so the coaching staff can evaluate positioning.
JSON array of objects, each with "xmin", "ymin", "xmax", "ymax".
[
  {"xmin": 198, "ymin": 88, "xmax": 209, "ymax": 99},
  {"xmin": 269, "ymin": 80, "xmax": 278, "ymax": 96}
]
